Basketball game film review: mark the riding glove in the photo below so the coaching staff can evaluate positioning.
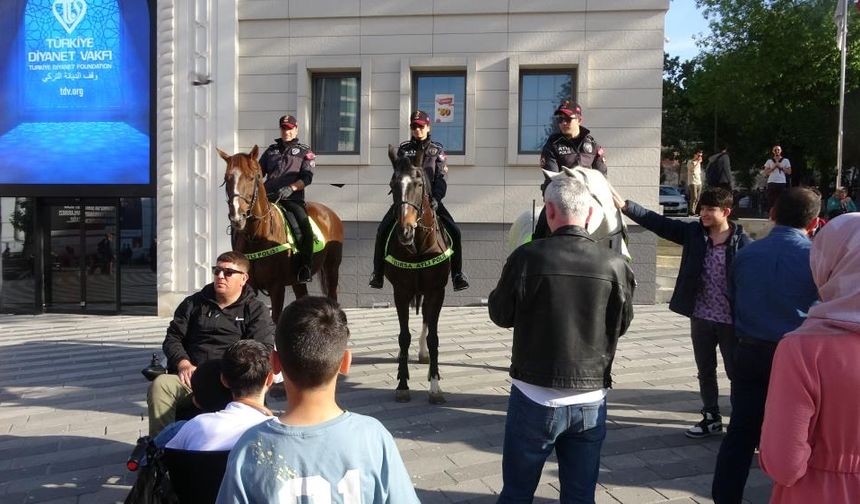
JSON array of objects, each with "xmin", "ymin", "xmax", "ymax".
[
  {"xmin": 278, "ymin": 186, "xmax": 294, "ymax": 200},
  {"xmin": 430, "ymin": 198, "xmax": 439, "ymax": 211}
]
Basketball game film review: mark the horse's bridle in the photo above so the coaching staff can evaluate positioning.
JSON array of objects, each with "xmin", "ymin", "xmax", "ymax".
[
  {"xmin": 228, "ymin": 172, "xmax": 271, "ymax": 221},
  {"xmin": 394, "ymin": 168, "xmax": 428, "ymax": 222}
]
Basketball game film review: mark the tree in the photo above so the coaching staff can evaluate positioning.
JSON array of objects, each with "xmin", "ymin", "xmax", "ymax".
[
  {"xmin": 662, "ymin": 53, "xmax": 704, "ymax": 164},
  {"xmin": 686, "ymin": 0, "xmax": 860, "ymax": 188}
]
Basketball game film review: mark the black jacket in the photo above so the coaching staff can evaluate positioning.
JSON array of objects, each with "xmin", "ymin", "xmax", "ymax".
[
  {"xmin": 162, "ymin": 284, "xmax": 275, "ymax": 372},
  {"xmin": 488, "ymin": 226, "xmax": 635, "ymax": 390},
  {"xmin": 622, "ymin": 200, "xmax": 751, "ymax": 317},
  {"xmin": 705, "ymin": 151, "xmax": 732, "ymax": 190},
  {"xmin": 540, "ymin": 127, "xmax": 608, "ymax": 177},
  {"xmin": 397, "ymin": 136, "xmax": 448, "ymax": 202},
  {"xmin": 260, "ymin": 138, "xmax": 315, "ymax": 201}
]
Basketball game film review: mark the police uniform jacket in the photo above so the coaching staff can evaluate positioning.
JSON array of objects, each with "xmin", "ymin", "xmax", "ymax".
[
  {"xmin": 540, "ymin": 127, "xmax": 608, "ymax": 176},
  {"xmin": 260, "ymin": 138, "xmax": 315, "ymax": 201},
  {"xmin": 161, "ymin": 284, "xmax": 275, "ymax": 373},
  {"xmin": 397, "ymin": 136, "xmax": 448, "ymax": 202}
]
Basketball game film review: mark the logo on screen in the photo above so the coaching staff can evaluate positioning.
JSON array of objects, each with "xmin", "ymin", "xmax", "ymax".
[{"xmin": 53, "ymin": 0, "xmax": 88, "ymax": 35}]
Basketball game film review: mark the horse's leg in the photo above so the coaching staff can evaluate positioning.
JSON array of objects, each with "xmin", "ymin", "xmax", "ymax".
[
  {"xmin": 270, "ymin": 283, "xmax": 285, "ymax": 324},
  {"xmin": 393, "ymin": 288, "xmax": 413, "ymax": 403},
  {"xmin": 418, "ymin": 322, "xmax": 429, "ymax": 364},
  {"xmin": 424, "ymin": 288, "xmax": 446, "ymax": 405},
  {"xmin": 292, "ymin": 282, "xmax": 308, "ymax": 299}
]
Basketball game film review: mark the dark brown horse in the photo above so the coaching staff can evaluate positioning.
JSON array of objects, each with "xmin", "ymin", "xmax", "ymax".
[
  {"xmin": 385, "ymin": 145, "xmax": 451, "ymax": 404},
  {"xmin": 218, "ymin": 146, "xmax": 344, "ymax": 322}
]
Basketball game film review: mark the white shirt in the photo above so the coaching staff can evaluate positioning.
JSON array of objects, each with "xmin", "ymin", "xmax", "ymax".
[
  {"xmin": 166, "ymin": 401, "xmax": 271, "ymax": 451},
  {"xmin": 764, "ymin": 157, "xmax": 791, "ymax": 184},
  {"xmin": 511, "ymin": 379, "xmax": 607, "ymax": 407},
  {"xmin": 687, "ymin": 159, "xmax": 702, "ymax": 186}
]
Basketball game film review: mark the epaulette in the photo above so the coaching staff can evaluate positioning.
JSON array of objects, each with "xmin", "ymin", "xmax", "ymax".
[
  {"xmin": 296, "ymin": 142, "xmax": 311, "ymax": 151},
  {"xmin": 398, "ymin": 140, "xmax": 412, "ymax": 149}
]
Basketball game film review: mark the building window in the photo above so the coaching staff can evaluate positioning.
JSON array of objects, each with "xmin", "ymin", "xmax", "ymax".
[
  {"xmin": 311, "ymin": 74, "xmax": 360, "ymax": 154},
  {"xmin": 518, "ymin": 70, "xmax": 576, "ymax": 154},
  {"xmin": 412, "ymin": 72, "xmax": 466, "ymax": 154}
]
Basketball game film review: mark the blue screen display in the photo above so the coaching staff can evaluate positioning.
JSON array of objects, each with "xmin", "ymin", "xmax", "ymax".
[{"xmin": 0, "ymin": 0, "xmax": 151, "ymax": 192}]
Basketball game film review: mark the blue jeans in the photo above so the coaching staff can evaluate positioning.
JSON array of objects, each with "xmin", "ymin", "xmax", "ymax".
[{"xmin": 498, "ymin": 385, "xmax": 607, "ymax": 504}]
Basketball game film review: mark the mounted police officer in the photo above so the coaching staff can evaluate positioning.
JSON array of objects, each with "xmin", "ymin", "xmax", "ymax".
[
  {"xmin": 369, "ymin": 110, "xmax": 469, "ymax": 291},
  {"xmin": 259, "ymin": 115, "xmax": 315, "ymax": 284},
  {"xmin": 533, "ymin": 101, "xmax": 608, "ymax": 239}
]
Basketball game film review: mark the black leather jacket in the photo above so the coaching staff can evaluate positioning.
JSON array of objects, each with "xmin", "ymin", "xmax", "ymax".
[
  {"xmin": 162, "ymin": 284, "xmax": 275, "ymax": 372},
  {"xmin": 397, "ymin": 136, "xmax": 448, "ymax": 202},
  {"xmin": 488, "ymin": 226, "xmax": 635, "ymax": 389}
]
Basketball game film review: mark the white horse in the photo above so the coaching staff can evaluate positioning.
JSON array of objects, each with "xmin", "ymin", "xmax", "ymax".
[{"xmin": 508, "ymin": 166, "xmax": 631, "ymax": 259}]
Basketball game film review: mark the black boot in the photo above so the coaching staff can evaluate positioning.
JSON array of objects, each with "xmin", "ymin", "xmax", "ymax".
[
  {"xmin": 368, "ymin": 271, "xmax": 384, "ymax": 289},
  {"xmin": 452, "ymin": 272, "xmax": 469, "ymax": 291},
  {"xmin": 297, "ymin": 264, "xmax": 312, "ymax": 284}
]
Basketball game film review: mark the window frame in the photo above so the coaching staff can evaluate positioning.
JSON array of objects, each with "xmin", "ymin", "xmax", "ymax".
[
  {"xmin": 296, "ymin": 57, "xmax": 372, "ymax": 166},
  {"xmin": 507, "ymin": 55, "xmax": 588, "ymax": 167},
  {"xmin": 411, "ymin": 71, "xmax": 467, "ymax": 156},
  {"xmin": 310, "ymin": 72, "xmax": 362, "ymax": 155},
  {"xmin": 517, "ymin": 69, "xmax": 577, "ymax": 155}
]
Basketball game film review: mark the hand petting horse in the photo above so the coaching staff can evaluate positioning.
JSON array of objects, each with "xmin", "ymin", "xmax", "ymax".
[
  {"xmin": 384, "ymin": 144, "xmax": 451, "ymax": 404},
  {"xmin": 218, "ymin": 146, "xmax": 344, "ymax": 322},
  {"xmin": 509, "ymin": 165, "xmax": 631, "ymax": 260}
]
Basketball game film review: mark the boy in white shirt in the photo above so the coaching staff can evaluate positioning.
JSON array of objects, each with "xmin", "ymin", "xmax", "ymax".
[{"xmin": 167, "ymin": 340, "xmax": 274, "ymax": 451}]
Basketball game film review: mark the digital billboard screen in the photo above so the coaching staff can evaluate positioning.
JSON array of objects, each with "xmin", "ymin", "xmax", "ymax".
[{"xmin": 0, "ymin": 0, "xmax": 153, "ymax": 197}]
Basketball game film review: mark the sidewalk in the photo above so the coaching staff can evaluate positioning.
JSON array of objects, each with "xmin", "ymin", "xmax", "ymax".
[{"xmin": 0, "ymin": 305, "xmax": 770, "ymax": 503}]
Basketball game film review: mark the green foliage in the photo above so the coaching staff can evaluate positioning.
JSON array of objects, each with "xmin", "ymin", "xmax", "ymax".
[{"xmin": 664, "ymin": 0, "xmax": 860, "ymax": 189}]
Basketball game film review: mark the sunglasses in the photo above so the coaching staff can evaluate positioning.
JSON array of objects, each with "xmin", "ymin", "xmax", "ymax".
[
  {"xmin": 212, "ymin": 266, "xmax": 246, "ymax": 278},
  {"xmin": 555, "ymin": 116, "xmax": 574, "ymax": 124}
]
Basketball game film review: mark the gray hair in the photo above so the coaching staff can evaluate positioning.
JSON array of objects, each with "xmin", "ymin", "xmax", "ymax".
[{"xmin": 544, "ymin": 176, "xmax": 591, "ymax": 221}]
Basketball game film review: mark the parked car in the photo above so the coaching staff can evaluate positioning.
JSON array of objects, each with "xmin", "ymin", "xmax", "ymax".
[{"xmin": 659, "ymin": 185, "xmax": 689, "ymax": 216}]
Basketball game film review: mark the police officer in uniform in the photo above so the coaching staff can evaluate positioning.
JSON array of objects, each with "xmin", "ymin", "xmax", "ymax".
[
  {"xmin": 369, "ymin": 110, "xmax": 469, "ymax": 291},
  {"xmin": 533, "ymin": 101, "xmax": 608, "ymax": 239},
  {"xmin": 259, "ymin": 115, "xmax": 315, "ymax": 284}
]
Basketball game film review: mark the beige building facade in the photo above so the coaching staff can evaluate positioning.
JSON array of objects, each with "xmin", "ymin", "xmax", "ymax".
[{"xmin": 154, "ymin": 0, "xmax": 667, "ymax": 314}]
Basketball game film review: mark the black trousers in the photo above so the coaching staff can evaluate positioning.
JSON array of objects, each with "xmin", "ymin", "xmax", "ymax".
[
  {"xmin": 373, "ymin": 203, "xmax": 463, "ymax": 276},
  {"xmin": 278, "ymin": 199, "xmax": 313, "ymax": 271},
  {"xmin": 711, "ymin": 338, "xmax": 777, "ymax": 504}
]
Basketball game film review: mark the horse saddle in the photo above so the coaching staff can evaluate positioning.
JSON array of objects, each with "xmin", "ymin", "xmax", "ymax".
[{"xmin": 273, "ymin": 204, "xmax": 326, "ymax": 255}]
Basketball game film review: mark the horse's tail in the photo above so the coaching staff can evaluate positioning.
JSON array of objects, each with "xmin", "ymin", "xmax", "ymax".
[
  {"xmin": 411, "ymin": 294, "xmax": 422, "ymax": 315},
  {"xmin": 317, "ymin": 241, "xmax": 342, "ymax": 299}
]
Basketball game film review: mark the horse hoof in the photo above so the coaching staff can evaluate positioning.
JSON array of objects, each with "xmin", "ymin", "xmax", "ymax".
[
  {"xmin": 428, "ymin": 393, "xmax": 446, "ymax": 405},
  {"xmin": 417, "ymin": 354, "xmax": 430, "ymax": 364},
  {"xmin": 395, "ymin": 390, "xmax": 411, "ymax": 403}
]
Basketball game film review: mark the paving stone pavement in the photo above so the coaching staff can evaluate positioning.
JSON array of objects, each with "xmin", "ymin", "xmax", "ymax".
[{"xmin": 0, "ymin": 305, "xmax": 772, "ymax": 503}]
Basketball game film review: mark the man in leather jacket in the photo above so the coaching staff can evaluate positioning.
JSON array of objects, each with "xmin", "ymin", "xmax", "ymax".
[
  {"xmin": 259, "ymin": 115, "xmax": 315, "ymax": 283},
  {"xmin": 489, "ymin": 176, "xmax": 635, "ymax": 502},
  {"xmin": 533, "ymin": 101, "xmax": 609, "ymax": 239},
  {"xmin": 368, "ymin": 110, "xmax": 469, "ymax": 291}
]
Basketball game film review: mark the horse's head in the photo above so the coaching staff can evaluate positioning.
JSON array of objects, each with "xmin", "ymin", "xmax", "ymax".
[
  {"xmin": 388, "ymin": 144, "xmax": 427, "ymax": 247},
  {"xmin": 218, "ymin": 146, "xmax": 263, "ymax": 232}
]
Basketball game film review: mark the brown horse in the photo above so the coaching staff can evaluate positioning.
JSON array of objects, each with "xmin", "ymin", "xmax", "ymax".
[
  {"xmin": 385, "ymin": 145, "xmax": 451, "ymax": 404},
  {"xmin": 218, "ymin": 146, "xmax": 344, "ymax": 322}
]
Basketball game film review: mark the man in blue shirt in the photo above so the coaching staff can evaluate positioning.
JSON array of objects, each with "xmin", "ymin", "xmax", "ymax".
[{"xmin": 711, "ymin": 187, "xmax": 821, "ymax": 504}]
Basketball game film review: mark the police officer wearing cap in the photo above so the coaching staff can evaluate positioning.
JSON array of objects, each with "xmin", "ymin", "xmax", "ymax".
[
  {"xmin": 259, "ymin": 115, "xmax": 315, "ymax": 284},
  {"xmin": 533, "ymin": 101, "xmax": 608, "ymax": 239},
  {"xmin": 369, "ymin": 110, "xmax": 470, "ymax": 291}
]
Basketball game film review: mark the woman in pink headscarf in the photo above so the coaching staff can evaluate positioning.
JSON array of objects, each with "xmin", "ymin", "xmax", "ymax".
[{"xmin": 759, "ymin": 213, "xmax": 860, "ymax": 503}]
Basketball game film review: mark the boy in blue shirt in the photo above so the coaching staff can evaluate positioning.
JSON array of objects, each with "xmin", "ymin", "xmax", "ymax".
[{"xmin": 217, "ymin": 296, "xmax": 419, "ymax": 504}]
